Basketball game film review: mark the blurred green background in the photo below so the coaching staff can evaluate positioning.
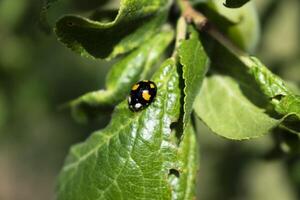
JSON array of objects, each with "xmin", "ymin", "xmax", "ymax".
[{"xmin": 0, "ymin": 0, "xmax": 299, "ymax": 199}]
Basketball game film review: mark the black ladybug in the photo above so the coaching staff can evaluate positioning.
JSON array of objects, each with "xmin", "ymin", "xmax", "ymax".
[{"xmin": 128, "ymin": 80, "xmax": 157, "ymax": 112}]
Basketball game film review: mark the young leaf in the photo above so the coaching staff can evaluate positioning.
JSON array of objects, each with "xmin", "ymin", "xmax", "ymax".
[
  {"xmin": 57, "ymin": 58, "xmax": 184, "ymax": 200},
  {"xmin": 248, "ymin": 57, "xmax": 290, "ymax": 98},
  {"xmin": 55, "ymin": 0, "xmax": 172, "ymax": 59},
  {"xmin": 248, "ymin": 57, "xmax": 300, "ymax": 119},
  {"xmin": 204, "ymin": 0, "xmax": 260, "ymax": 52},
  {"xmin": 178, "ymin": 26, "xmax": 209, "ymax": 128},
  {"xmin": 276, "ymin": 95, "xmax": 300, "ymax": 119},
  {"xmin": 194, "ymin": 75, "xmax": 280, "ymax": 140},
  {"xmin": 69, "ymin": 29, "xmax": 174, "ymax": 122},
  {"xmin": 170, "ymin": 123, "xmax": 199, "ymax": 200},
  {"xmin": 223, "ymin": 0, "xmax": 250, "ymax": 8}
]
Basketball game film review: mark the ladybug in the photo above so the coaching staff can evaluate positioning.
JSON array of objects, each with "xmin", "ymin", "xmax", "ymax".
[{"xmin": 128, "ymin": 80, "xmax": 157, "ymax": 112}]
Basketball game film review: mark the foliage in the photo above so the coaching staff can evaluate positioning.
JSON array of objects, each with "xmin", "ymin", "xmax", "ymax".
[
  {"xmin": 55, "ymin": 0, "xmax": 172, "ymax": 59},
  {"xmin": 58, "ymin": 59, "xmax": 183, "ymax": 199},
  {"xmin": 178, "ymin": 26, "xmax": 209, "ymax": 129},
  {"xmin": 40, "ymin": 0, "xmax": 300, "ymax": 199},
  {"xmin": 70, "ymin": 28, "xmax": 174, "ymax": 122}
]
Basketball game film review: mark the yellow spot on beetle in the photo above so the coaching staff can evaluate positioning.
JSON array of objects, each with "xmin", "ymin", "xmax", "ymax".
[
  {"xmin": 150, "ymin": 83, "xmax": 155, "ymax": 88},
  {"xmin": 132, "ymin": 84, "xmax": 139, "ymax": 91},
  {"xmin": 143, "ymin": 80, "xmax": 149, "ymax": 83},
  {"xmin": 142, "ymin": 90, "xmax": 151, "ymax": 101}
]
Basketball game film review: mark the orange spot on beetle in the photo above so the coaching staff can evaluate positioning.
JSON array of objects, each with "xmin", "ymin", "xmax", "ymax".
[
  {"xmin": 142, "ymin": 90, "xmax": 151, "ymax": 101},
  {"xmin": 132, "ymin": 84, "xmax": 139, "ymax": 91},
  {"xmin": 150, "ymin": 83, "xmax": 155, "ymax": 88}
]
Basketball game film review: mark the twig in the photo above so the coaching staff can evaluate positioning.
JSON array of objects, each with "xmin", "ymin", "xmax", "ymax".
[
  {"xmin": 177, "ymin": 0, "xmax": 253, "ymax": 67},
  {"xmin": 180, "ymin": 0, "xmax": 208, "ymax": 30}
]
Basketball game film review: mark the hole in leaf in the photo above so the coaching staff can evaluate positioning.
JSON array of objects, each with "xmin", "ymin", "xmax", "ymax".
[
  {"xmin": 168, "ymin": 168, "xmax": 180, "ymax": 178},
  {"xmin": 186, "ymin": 32, "xmax": 192, "ymax": 40},
  {"xmin": 170, "ymin": 121, "xmax": 183, "ymax": 144},
  {"xmin": 170, "ymin": 121, "xmax": 178, "ymax": 130},
  {"xmin": 272, "ymin": 94, "xmax": 284, "ymax": 101}
]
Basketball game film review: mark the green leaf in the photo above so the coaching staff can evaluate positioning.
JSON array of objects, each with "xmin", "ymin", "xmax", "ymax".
[
  {"xmin": 71, "ymin": 0, "xmax": 110, "ymax": 11},
  {"xmin": 57, "ymin": 58, "xmax": 185, "ymax": 199},
  {"xmin": 276, "ymin": 95, "xmax": 300, "ymax": 119},
  {"xmin": 223, "ymin": 0, "xmax": 250, "ymax": 8},
  {"xmin": 170, "ymin": 123, "xmax": 199, "ymax": 200},
  {"xmin": 55, "ymin": 0, "xmax": 172, "ymax": 59},
  {"xmin": 248, "ymin": 57, "xmax": 290, "ymax": 98},
  {"xmin": 248, "ymin": 57, "xmax": 300, "ymax": 119},
  {"xmin": 204, "ymin": 0, "xmax": 260, "ymax": 52},
  {"xmin": 70, "ymin": 28, "xmax": 174, "ymax": 122},
  {"xmin": 193, "ymin": 40, "xmax": 300, "ymax": 139},
  {"xmin": 194, "ymin": 75, "xmax": 280, "ymax": 140},
  {"xmin": 40, "ymin": 0, "xmax": 110, "ymax": 33},
  {"xmin": 178, "ymin": 26, "xmax": 209, "ymax": 128}
]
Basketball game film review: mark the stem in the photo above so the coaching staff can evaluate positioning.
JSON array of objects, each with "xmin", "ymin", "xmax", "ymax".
[
  {"xmin": 180, "ymin": 0, "xmax": 208, "ymax": 29},
  {"xmin": 172, "ymin": 16, "xmax": 187, "ymax": 59},
  {"xmin": 207, "ymin": 25, "xmax": 253, "ymax": 67},
  {"xmin": 177, "ymin": 0, "xmax": 254, "ymax": 68}
]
